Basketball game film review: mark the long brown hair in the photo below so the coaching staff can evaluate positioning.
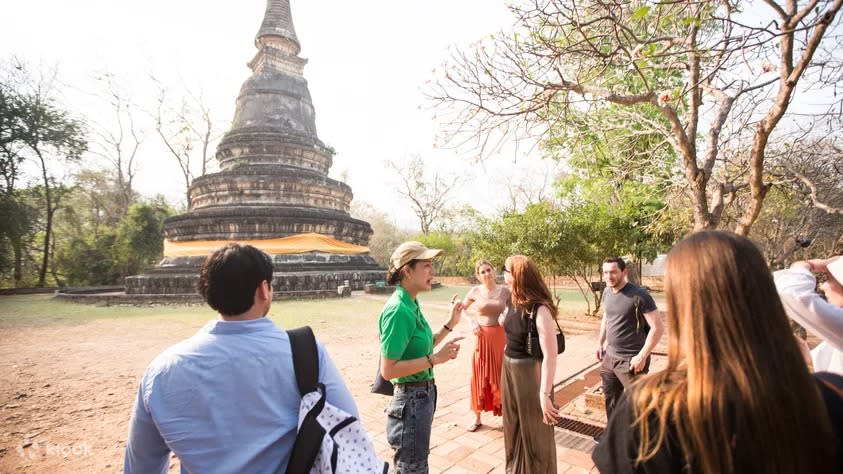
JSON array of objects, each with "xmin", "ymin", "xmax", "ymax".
[
  {"xmin": 505, "ymin": 255, "xmax": 558, "ymax": 319},
  {"xmin": 632, "ymin": 231, "xmax": 837, "ymax": 473}
]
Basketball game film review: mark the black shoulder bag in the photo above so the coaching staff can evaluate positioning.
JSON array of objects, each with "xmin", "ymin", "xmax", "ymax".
[
  {"xmin": 525, "ymin": 304, "xmax": 566, "ymax": 360},
  {"xmin": 370, "ymin": 358, "xmax": 394, "ymax": 396}
]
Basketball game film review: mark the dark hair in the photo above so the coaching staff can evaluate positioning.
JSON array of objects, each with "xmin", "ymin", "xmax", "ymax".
[
  {"xmin": 197, "ymin": 244, "xmax": 273, "ymax": 316},
  {"xmin": 603, "ymin": 256, "xmax": 626, "ymax": 271},
  {"xmin": 386, "ymin": 259, "xmax": 419, "ymax": 285}
]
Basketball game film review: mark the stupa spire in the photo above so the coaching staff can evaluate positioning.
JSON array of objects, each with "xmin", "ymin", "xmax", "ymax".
[
  {"xmin": 255, "ymin": 0, "xmax": 300, "ymax": 55},
  {"xmin": 124, "ymin": 0, "xmax": 380, "ymax": 298}
]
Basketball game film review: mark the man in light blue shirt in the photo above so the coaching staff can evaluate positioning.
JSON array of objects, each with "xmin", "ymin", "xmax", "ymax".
[{"xmin": 124, "ymin": 244, "xmax": 359, "ymax": 473}]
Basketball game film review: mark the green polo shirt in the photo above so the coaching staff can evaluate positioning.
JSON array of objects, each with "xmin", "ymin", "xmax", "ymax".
[{"xmin": 378, "ymin": 286, "xmax": 434, "ymax": 383}]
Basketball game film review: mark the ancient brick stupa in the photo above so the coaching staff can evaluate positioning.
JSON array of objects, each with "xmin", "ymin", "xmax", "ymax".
[{"xmin": 126, "ymin": 0, "xmax": 382, "ymax": 296}]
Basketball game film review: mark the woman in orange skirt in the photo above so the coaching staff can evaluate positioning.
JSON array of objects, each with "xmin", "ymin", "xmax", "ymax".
[{"xmin": 461, "ymin": 259, "xmax": 510, "ymax": 431}]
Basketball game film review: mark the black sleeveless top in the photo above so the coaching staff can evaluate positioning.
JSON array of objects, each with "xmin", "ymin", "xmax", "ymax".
[{"xmin": 503, "ymin": 304, "xmax": 536, "ymax": 359}]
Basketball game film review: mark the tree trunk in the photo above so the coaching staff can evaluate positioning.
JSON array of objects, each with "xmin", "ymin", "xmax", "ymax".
[
  {"xmin": 36, "ymin": 150, "xmax": 51, "ymax": 287},
  {"xmin": 12, "ymin": 239, "xmax": 23, "ymax": 288},
  {"xmin": 38, "ymin": 198, "xmax": 53, "ymax": 287}
]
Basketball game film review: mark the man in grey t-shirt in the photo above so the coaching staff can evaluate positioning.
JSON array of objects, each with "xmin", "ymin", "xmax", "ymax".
[{"xmin": 595, "ymin": 257, "xmax": 664, "ymax": 423}]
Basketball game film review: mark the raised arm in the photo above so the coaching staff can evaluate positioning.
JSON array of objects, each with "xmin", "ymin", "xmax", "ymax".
[
  {"xmin": 433, "ymin": 295, "xmax": 464, "ymax": 346},
  {"xmin": 775, "ymin": 258, "xmax": 843, "ymax": 351}
]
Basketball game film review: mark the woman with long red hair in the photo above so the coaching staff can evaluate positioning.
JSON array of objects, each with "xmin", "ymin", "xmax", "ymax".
[{"xmin": 501, "ymin": 255, "xmax": 561, "ymax": 474}]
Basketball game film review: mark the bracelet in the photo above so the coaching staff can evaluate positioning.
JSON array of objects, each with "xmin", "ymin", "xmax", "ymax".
[
  {"xmin": 542, "ymin": 391, "xmax": 554, "ymax": 399},
  {"xmin": 443, "ymin": 324, "xmax": 453, "ymax": 332},
  {"xmin": 425, "ymin": 354, "xmax": 434, "ymax": 368}
]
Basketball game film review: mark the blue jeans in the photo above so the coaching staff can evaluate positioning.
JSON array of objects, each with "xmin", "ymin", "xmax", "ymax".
[{"xmin": 385, "ymin": 383, "xmax": 437, "ymax": 473}]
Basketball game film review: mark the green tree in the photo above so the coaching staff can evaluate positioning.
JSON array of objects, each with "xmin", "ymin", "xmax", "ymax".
[
  {"xmin": 50, "ymin": 169, "xmax": 132, "ymax": 285},
  {"xmin": 471, "ymin": 199, "xmax": 662, "ymax": 316},
  {"xmin": 20, "ymin": 92, "xmax": 87, "ymax": 286},
  {"xmin": 1, "ymin": 63, "xmax": 35, "ymax": 286},
  {"xmin": 414, "ymin": 231, "xmax": 475, "ymax": 277},
  {"xmin": 431, "ymin": 0, "xmax": 843, "ymax": 236},
  {"xmin": 54, "ymin": 230, "xmax": 120, "ymax": 285},
  {"xmin": 1, "ymin": 61, "xmax": 86, "ymax": 286},
  {"xmin": 0, "ymin": 194, "xmax": 35, "ymax": 285},
  {"xmin": 113, "ymin": 202, "xmax": 172, "ymax": 277}
]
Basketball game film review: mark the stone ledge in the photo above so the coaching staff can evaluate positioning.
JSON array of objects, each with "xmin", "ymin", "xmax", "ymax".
[
  {"xmin": 54, "ymin": 289, "xmax": 341, "ymax": 306},
  {"xmin": 0, "ymin": 287, "xmax": 59, "ymax": 296}
]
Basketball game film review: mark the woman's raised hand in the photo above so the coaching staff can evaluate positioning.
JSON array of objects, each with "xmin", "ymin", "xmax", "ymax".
[
  {"xmin": 433, "ymin": 336, "xmax": 464, "ymax": 364},
  {"xmin": 448, "ymin": 294, "xmax": 464, "ymax": 327}
]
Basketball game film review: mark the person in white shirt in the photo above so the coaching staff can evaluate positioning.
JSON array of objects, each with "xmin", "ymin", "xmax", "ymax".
[{"xmin": 774, "ymin": 256, "xmax": 843, "ymax": 374}]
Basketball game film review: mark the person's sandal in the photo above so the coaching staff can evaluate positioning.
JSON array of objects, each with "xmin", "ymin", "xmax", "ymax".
[{"xmin": 467, "ymin": 422, "xmax": 482, "ymax": 432}]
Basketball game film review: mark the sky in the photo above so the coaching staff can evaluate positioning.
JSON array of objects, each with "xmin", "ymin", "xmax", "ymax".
[{"xmin": 1, "ymin": 0, "xmax": 561, "ymax": 230}]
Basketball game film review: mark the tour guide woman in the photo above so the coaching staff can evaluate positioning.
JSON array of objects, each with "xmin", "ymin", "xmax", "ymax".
[{"xmin": 379, "ymin": 241, "xmax": 464, "ymax": 473}]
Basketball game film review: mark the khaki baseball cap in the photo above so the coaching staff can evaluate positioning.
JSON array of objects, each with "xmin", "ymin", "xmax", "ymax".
[
  {"xmin": 390, "ymin": 241, "xmax": 444, "ymax": 270},
  {"xmin": 828, "ymin": 257, "xmax": 843, "ymax": 282}
]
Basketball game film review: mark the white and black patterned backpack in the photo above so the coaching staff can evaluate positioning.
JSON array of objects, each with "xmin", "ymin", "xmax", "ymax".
[{"xmin": 286, "ymin": 326, "xmax": 389, "ymax": 474}]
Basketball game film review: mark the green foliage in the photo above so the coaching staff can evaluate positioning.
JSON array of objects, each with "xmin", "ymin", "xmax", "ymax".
[
  {"xmin": 0, "ymin": 194, "xmax": 35, "ymax": 278},
  {"xmin": 0, "ymin": 84, "xmax": 29, "ymax": 195},
  {"xmin": 413, "ymin": 231, "xmax": 474, "ymax": 277},
  {"xmin": 114, "ymin": 203, "xmax": 172, "ymax": 277},
  {"xmin": 51, "ymin": 198, "xmax": 173, "ymax": 286},
  {"xmin": 435, "ymin": 0, "xmax": 843, "ymax": 235},
  {"xmin": 435, "ymin": 204, "xmax": 484, "ymax": 234},
  {"xmin": 468, "ymin": 198, "xmax": 668, "ymax": 315},
  {"xmin": 54, "ymin": 231, "xmax": 121, "ymax": 285},
  {"xmin": 17, "ymin": 93, "xmax": 87, "ymax": 162},
  {"xmin": 0, "ymin": 61, "xmax": 87, "ymax": 286}
]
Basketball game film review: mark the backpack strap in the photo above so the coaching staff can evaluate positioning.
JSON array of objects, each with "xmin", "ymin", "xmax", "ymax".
[
  {"xmin": 288, "ymin": 326, "xmax": 319, "ymax": 396},
  {"xmin": 528, "ymin": 303, "xmax": 563, "ymax": 334},
  {"xmin": 286, "ymin": 326, "xmax": 325, "ymax": 474},
  {"xmin": 633, "ymin": 293, "xmax": 649, "ymax": 334}
]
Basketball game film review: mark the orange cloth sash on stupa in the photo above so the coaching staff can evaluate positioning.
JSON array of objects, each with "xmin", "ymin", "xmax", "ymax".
[{"xmin": 163, "ymin": 232, "xmax": 370, "ymax": 257}]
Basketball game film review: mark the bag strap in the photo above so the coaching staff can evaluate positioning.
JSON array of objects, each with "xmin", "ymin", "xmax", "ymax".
[
  {"xmin": 286, "ymin": 326, "xmax": 324, "ymax": 474},
  {"xmin": 633, "ymin": 294, "xmax": 648, "ymax": 334},
  {"xmin": 527, "ymin": 303, "xmax": 563, "ymax": 334},
  {"xmin": 286, "ymin": 394, "xmax": 327, "ymax": 474},
  {"xmin": 526, "ymin": 304, "xmax": 537, "ymax": 335},
  {"xmin": 287, "ymin": 326, "xmax": 319, "ymax": 397}
]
